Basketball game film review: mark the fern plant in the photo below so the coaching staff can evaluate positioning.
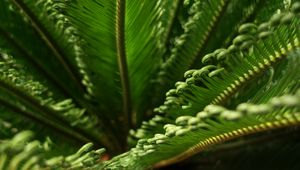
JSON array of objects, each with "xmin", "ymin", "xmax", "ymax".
[{"xmin": 1, "ymin": 0, "xmax": 300, "ymax": 169}]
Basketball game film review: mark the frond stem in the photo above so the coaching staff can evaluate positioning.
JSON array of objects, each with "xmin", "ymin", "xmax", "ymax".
[{"xmin": 116, "ymin": 0, "xmax": 132, "ymax": 140}]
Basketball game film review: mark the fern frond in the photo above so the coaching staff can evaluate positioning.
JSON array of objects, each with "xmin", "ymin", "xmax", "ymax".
[
  {"xmin": 0, "ymin": 52, "xmax": 118, "ymax": 152},
  {"xmin": 164, "ymin": 127, "xmax": 300, "ymax": 170},
  {"xmin": 0, "ymin": 1, "xmax": 67, "ymax": 96},
  {"xmin": 126, "ymin": 6, "xmax": 300, "ymax": 165},
  {"xmin": 131, "ymin": 7, "xmax": 300, "ymax": 143},
  {"xmin": 65, "ymin": 0, "xmax": 167, "ymax": 128},
  {"xmin": 1, "ymin": 0, "xmax": 300, "ymax": 169},
  {"xmin": 125, "ymin": 0, "xmax": 165, "ymax": 126},
  {"xmin": 0, "ymin": 0, "xmax": 93, "ymax": 102},
  {"xmin": 65, "ymin": 0, "xmax": 123, "ymax": 120},
  {"xmin": 153, "ymin": 0, "xmax": 261, "ymax": 102},
  {"xmin": 106, "ymin": 90, "xmax": 300, "ymax": 169},
  {"xmin": 0, "ymin": 131, "xmax": 106, "ymax": 170},
  {"xmin": 11, "ymin": 0, "xmax": 85, "ymax": 95},
  {"xmin": 1, "ymin": 0, "xmax": 122, "ymax": 152}
]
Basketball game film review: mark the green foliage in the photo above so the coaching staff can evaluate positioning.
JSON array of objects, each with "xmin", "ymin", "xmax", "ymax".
[
  {"xmin": 0, "ymin": 0, "xmax": 300, "ymax": 169},
  {"xmin": 0, "ymin": 131, "xmax": 106, "ymax": 170}
]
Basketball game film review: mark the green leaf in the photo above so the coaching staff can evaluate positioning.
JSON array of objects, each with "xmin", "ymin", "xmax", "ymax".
[
  {"xmin": 1, "ymin": 0, "xmax": 300, "ymax": 169},
  {"xmin": 0, "ymin": 52, "xmax": 119, "ymax": 152},
  {"xmin": 106, "ymin": 91, "xmax": 300, "ymax": 169},
  {"xmin": 65, "ymin": 0, "xmax": 124, "ymax": 120},
  {"xmin": 0, "ymin": 0, "xmax": 69, "ymax": 96},
  {"xmin": 65, "ymin": 0, "xmax": 166, "ymax": 128},
  {"xmin": 0, "ymin": 131, "xmax": 106, "ymax": 170},
  {"xmin": 153, "ymin": 0, "xmax": 260, "ymax": 102},
  {"xmin": 1, "ymin": 0, "xmax": 122, "ymax": 153},
  {"xmin": 10, "ymin": 0, "xmax": 86, "ymax": 95},
  {"xmin": 130, "ymin": 6, "xmax": 300, "ymax": 150}
]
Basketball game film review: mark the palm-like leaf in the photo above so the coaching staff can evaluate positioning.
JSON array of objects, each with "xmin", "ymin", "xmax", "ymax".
[
  {"xmin": 0, "ymin": 0, "xmax": 300, "ymax": 169},
  {"xmin": 65, "ymin": 0, "xmax": 164, "ymax": 129}
]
